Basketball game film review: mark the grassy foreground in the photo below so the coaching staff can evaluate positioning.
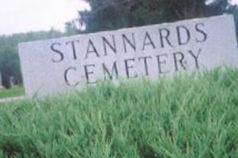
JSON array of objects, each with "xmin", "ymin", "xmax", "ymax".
[{"xmin": 0, "ymin": 69, "xmax": 238, "ymax": 158}]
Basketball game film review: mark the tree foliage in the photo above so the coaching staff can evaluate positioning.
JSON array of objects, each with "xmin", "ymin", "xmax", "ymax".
[
  {"xmin": 0, "ymin": 46, "xmax": 20, "ymax": 88},
  {"xmin": 67, "ymin": 0, "xmax": 237, "ymax": 34}
]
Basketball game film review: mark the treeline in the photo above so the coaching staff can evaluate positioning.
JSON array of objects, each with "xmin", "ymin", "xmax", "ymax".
[
  {"xmin": 0, "ymin": 30, "xmax": 64, "ymax": 88},
  {"xmin": 67, "ymin": 0, "xmax": 238, "ymax": 35}
]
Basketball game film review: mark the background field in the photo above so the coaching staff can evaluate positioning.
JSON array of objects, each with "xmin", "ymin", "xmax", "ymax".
[
  {"xmin": 0, "ymin": 69, "xmax": 238, "ymax": 158},
  {"xmin": 0, "ymin": 86, "xmax": 24, "ymax": 99}
]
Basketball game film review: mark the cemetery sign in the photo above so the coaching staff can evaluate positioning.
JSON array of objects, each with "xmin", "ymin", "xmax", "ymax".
[{"xmin": 19, "ymin": 15, "xmax": 238, "ymax": 96}]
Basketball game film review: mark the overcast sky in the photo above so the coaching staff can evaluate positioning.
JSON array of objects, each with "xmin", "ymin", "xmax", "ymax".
[
  {"xmin": 0, "ymin": 0, "xmax": 238, "ymax": 35},
  {"xmin": 0, "ymin": 0, "xmax": 89, "ymax": 35}
]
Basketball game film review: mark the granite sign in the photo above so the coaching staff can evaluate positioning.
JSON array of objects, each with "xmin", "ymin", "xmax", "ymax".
[{"xmin": 19, "ymin": 15, "xmax": 238, "ymax": 96}]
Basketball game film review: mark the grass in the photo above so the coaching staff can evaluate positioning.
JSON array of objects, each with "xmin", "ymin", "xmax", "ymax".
[
  {"xmin": 0, "ymin": 86, "xmax": 24, "ymax": 99},
  {"xmin": 0, "ymin": 69, "xmax": 238, "ymax": 158}
]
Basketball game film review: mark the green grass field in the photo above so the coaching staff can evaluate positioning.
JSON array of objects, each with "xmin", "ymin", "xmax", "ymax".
[
  {"xmin": 0, "ymin": 69, "xmax": 238, "ymax": 158},
  {"xmin": 0, "ymin": 86, "xmax": 24, "ymax": 99}
]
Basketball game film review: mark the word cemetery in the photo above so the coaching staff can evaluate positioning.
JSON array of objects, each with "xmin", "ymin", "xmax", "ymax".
[{"xmin": 19, "ymin": 15, "xmax": 238, "ymax": 96}]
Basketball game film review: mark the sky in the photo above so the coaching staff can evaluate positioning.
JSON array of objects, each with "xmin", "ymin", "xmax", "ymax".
[
  {"xmin": 0, "ymin": 0, "xmax": 238, "ymax": 35},
  {"xmin": 230, "ymin": 0, "xmax": 238, "ymax": 5},
  {"xmin": 0, "ymin": 0, "xmax": 90, "ymax": 35}
]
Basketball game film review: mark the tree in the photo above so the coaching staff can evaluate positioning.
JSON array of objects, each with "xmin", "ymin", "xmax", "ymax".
[
  {"xmin": 67, "ymin": 0, "xmax": 236, "ymax": 34},
  {"xmin": 0, "ymin": 46, "xmax": 20, "ymax": 88}
]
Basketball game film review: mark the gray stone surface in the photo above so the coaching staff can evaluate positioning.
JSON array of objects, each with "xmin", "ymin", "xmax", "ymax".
[
  {"xmin": 9, "ymin": 76, "xmax": 14, "ymax": 87},
  {"xmin": 0, "ymin": 72, "xmax": 3, "ymax": 89},
  {"xmin": 19, "ymin": 15, "xmax": 238, "ymax": 97}
]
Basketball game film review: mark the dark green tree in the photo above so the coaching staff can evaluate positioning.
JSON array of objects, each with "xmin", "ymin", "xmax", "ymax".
[
  {"xmin": 67, "ymin": 0, "xmax": 236, "ymax": 34},
  {"xmin": 0, "ymin": 46, "xmax": 20, "ymax": 88}
]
